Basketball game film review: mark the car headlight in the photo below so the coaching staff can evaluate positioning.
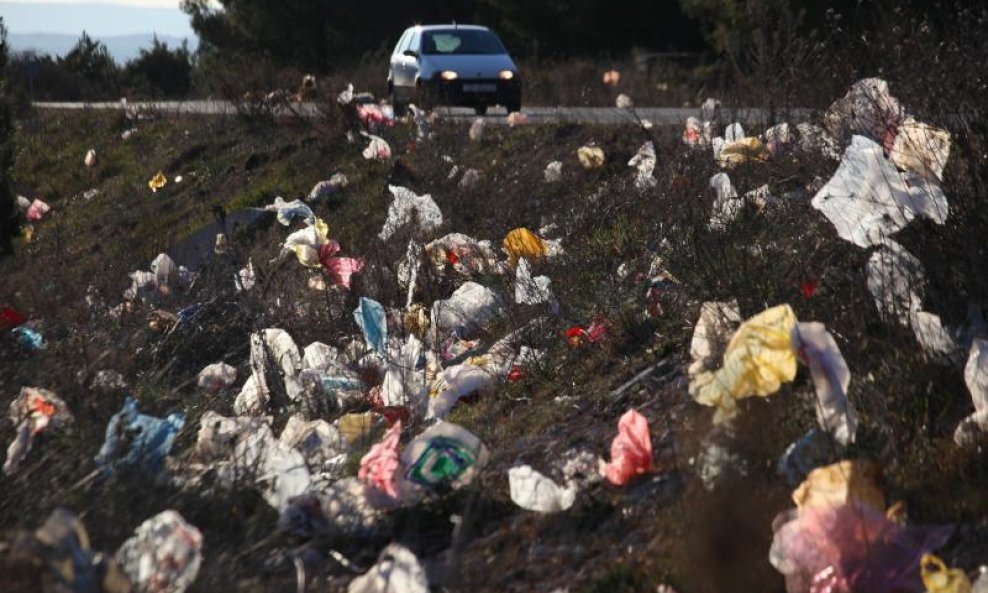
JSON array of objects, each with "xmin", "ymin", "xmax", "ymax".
[
  {"xmin": 499, "ymin": 70, "xmax": 515, "ymax": 80},
  {"xmin": 440, "ymin": 71, "xmax": 458, "ymax": 81}
]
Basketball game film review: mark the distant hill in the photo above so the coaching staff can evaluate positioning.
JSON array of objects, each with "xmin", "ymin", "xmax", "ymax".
[{"xmin": 8, "ymin": 32, "xmax": 198, "ymax": 63}]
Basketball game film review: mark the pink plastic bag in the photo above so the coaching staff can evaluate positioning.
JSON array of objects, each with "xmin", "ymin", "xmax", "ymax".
[
  {"xmin": 601, "ymin": 409, "xmax": 653, "ymax": 486},
  {"xmin": 358, "ymin": 420, "xmax": 402, "ymax": 498},
  {"xmin": 26, "ymin": 199, "xmax": 51, "ymax": 222},
  {"xmin": 319, "ymin": 240, "xmax": 364, "ymax": 289}
]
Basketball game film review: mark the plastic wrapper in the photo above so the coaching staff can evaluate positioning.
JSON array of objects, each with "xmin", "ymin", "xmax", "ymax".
[
  {"xmin": 197, "ymin": 362, "xmax": 237, "ymax": 394},
  {"xmin": 921, "ymin": 554, "xmax": 973, "ymax": 593},
  {"xmin": 400, "ymin": 422, "xmax": 488, "ymax": 491},
  {"xmin": 4, "ymin": 387, "xmax": 73, "ymax": 475},
  {"xmin": 95, "ymin": 397, "xmax": 184, "ymax": 476},
  {"xmin": 689, "ymin": 304, "xmax": 798, "ymax": 423},
  {"xmin": 354, "ymin": 297, "xmax": 388, "ymax": 356},
  {"xmin": 811, "ymin": 135, "xmax": 948, "ymax": 248},
  {"xmin": 544, "ymin": 160, "xmax": 563, "ymax": 182},
  {"xmin": 577, "ymin": 145, "xmax": 605, "ymax": 169},
  {"xmin": 792, "ymin": 460, "xmax": 884, "ymax": 512},
  {"xmin": 264, "ymin": 196, "xmax": 314, "ymax": 226},
  {"xmin": 764, "ymin": 122, "xmax": 793, "ymax": 157},
  {"xmin": 239, "ymin": 328, "xmax": 304, "ymax": 413},
  {"xmin": 508, "ymin": 465, "xmax": 577, "ymax": 513},
  {"xmin": 426, "ymin": 356, "xmax": 500, "ymax": 419},
  {"xmin": 148, "ymin": 171, "xmax": 167, "ymax": 192},
  {"xmin": 955, "ymin": 338, "xmax": 988, "ymax": 446},
  {"xmin": 424, "ymin": 233, "xmax": 501, "ymax": 276},
  {"xmin": 319, "ymin": 240, "xmax": 364, "ymax": 289},
  {"xmin": 515, "ymin": 257, "xmax": 553, "ymax": 305},
  {"xmin": 348, "ymin": 543, "xmax": 429, "ymax": 593},
  {"xmin": 26, "ymin": 198, "xmax": 51, "ymax": 222},
  {"xmin": 792, "ymin": 323, "xmax": 857, "ymax": 446},
  {"xmin": 708, "ymin": 172, "xmax": 741, "ymax": 230},
  {"xmin": 379, "ymin": 185, "xmax": 443, "ymax": 241},
  {"xmin": 824, "ymin": 78, "xmax": 903, "ymax": 145},
  {"xmin": 359, "ymin": 420, "xmax": 402, "ymax": 499},
  {"xmin": 115, "ymin": 510, "xmax": 202, "ymax": 593},
  {"xmin": 430, "ymin": 281, "xmax": 501, "ymax": 337},
  {"xmin": 683, "ymin": 116, "xmax": 704, "ymax": 146},
  {"xmin": 889, "ymin": 118, "xmax": 951, "ymax": 182},
  {"xmin": 628, "ymin": 141, "xmax": 657, "ymax": 189},
  {"xmin": 866, "ymin": 240, "xmax": 926, "ymax": 327},
  {"xmin": 362, "ymin": 134, "xmax": 392, "ymax": 160},
  {"xmin": 503, "ymin": 227, "xmax": 549, "ymax": 268},
  {"xmin": 601, "ymin": 409, "xmax": 653, "ymax": 486}
]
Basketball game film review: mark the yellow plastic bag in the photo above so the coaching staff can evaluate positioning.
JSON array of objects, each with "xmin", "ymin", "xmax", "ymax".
[
  {"xmin": 577, "ymin": 145, "xmax": 605, "ymax": 169},
  {"xmin": 289, "ymin": 218, "xmax": 330, "ymax": 267},
  {"xmin": 148, "ymin": 171, "xmax": 168, "ymax": 193},
  {"xmin": 689, "ymin": 304, "xmax": 797, "ymax": 423},
  {"xmin": 921, "ymin": 554, "xmax": 972, "ymax": 593},
  {"xmin": 717, "ymin": 137, "xmax": 769, "ymax": 167},
  {"xmin": 792, "ymin": 459, "xmax": 885, "ymax": 512},
  {"xmin": 503, "ymin": 227, "xmax": 548, "ymax": 268}
]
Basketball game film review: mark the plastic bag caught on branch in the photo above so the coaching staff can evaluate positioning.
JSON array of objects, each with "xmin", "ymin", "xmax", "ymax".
[{"xmin": 379, "ymin": 185, "xmax": 443, "ymax": 241}]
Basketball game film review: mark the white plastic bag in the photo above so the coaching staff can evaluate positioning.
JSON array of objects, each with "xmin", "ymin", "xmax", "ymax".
[
  {"xmin": 508, "ymin": 465, "xmax": 577, "ymax": 513},
  {"xmin": 379, "ymin": 185, "xmax": 444, "ymax": 241},
  {"xmin": 115, "ymin": 510, "xmax": 202, "ymax": 593},
  {"xmin": 954, "ymin": 338, "xmax": 988, "ymax": 446},
  {"xmin": 348, "ymin": 544, "xmax": 428, "ymax": 593}
]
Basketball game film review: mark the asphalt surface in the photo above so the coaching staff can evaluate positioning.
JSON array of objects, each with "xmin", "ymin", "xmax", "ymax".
[{"xmin": 34, "ymin": 101, "xmax": 811, "ymax": 125}]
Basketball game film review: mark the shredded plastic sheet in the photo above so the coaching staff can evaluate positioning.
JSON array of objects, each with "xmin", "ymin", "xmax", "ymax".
[
  {"xmin": 95, "ymin": 397, "xmax": 184, "ymax": 476},
  {"xmin": 508, "ymin": 465, "xmax": 577, "ymax": 512},
  {"xmin": 264, "ymin": 196, "xmax": 314, "ymax": 226},
  {"xmin": 319, "ymin": 240, "xmax": 364, "ymax": 289},
  {"xmin": 921, "ymin": 554, "xmax": 973, "ymax": 593},
  {"xmin": 362, "ymin": 134, "xmax": 392, "ymax": 160},
  {"xmin": 308, "ymin": 173, "xmax": 348, "ymax": 201},
  {"xmin": 115, "ymin": 510, "xmax": 202, "ymax": 593},
  {"xmin": 792, "ymin": 323, "xmax": 857, "ymax": 446},
  {"xmin": 811, "ymin": 135, "xmax": 948, "ymax": 248},
  {"xmin": 430, "ymin": 281, "xmax": 501, "ymax": 336},
  {"xmin": 354, "ymin": 297, "xmax": 388, "ymax": 356},
  {"xmin": 515, "ymin": 257, "xmax": 553, "ymax": 305},
  {"xmin": 770, "ymin": 503, "xmax": 952, "ymax": 593},
  {"xmin": 195, "ymin": 411, "xmax": 271, "ymax": 462},
  {"xmin": 866, "ymin": 240, "xmax": 927, "ymax": 327},
  {"xmin": 3, "ymin": 387, "xmax": 73, "ymax": 475},
  {"xmin": 824, "ymin": 77, "xmax": 903, "ymax": 145},
  {"xmin": 424, "ymin": 233, "xmax": 501, "ymax": 276},
  {"xmin": 577, "ymin": 145, "xmax": 605, "ymax": 169},
  {"xmin": 469, "ymin": 118, "xmax": 485, "ymax": 141},
  {"xmin": 955, "ymin": 338, "xmax": 988, "ymax": 446},
  {"xmin": 148, "ymin": 171, "xmax": 168, "ymax": 192},
  {"xmin": 197, "ymin": 362, "xmax": 237, "ymax": 394},
  {"xmin": 503, "ymin": 227, "xmax": 549, "ymax": 268},
  {"xmin": 282, "ymin": 217, "xmax": 331, "ymax": 267},
  {"xmin": 601, "ymin": 409, "xmax": 653, "ymax": 486},
  {"xmin": 359, "ymin": 420, "xmax": 402, "ymax": 499},
  {"xmin": 890, "ymin": 118, "xmax": 951, "ymax": 183},
  {"xmin": 348, "ymin": 543, "xmax": 429, "ymax": 593},
  {"xmin": 26, "ymin": 198, "xmax": 51, "ymax": 222},
  {"xmin": 708, "ymin": 172, "xmax": 741, "ymax": 230},
  {"xmin": 628, "ymin": 141, "xmax": 657, "ymax": 189},
  {"xmin": 379, "ymin": 185, "xmax": 444, "ymax": 241},
  {"xmin": 400, "ymin": 422, "xmax": 488, "ymax": 491},
  {"xmin": 690, "ymin": 304, "xmax": 798, "ymax": 424},
  {"xmin": 544, "ymin": 160, "xmax": 563, "ymax": 182},
  {"xmin": 792, "ymin": 460, "xmax": 885, "ymax": 512}
]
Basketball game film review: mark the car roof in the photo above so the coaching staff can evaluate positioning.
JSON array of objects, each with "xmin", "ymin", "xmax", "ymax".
[{"xmin": 410, "ymin": 24, "xmax": 491, "ymax": 33}]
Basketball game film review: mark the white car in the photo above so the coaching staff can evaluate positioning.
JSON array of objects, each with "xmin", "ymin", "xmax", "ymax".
[{"xmin": 388, "ymin": 24, "xmax": 522, "ymax": 116}]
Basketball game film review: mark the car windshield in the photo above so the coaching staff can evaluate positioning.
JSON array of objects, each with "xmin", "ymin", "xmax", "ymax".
[{"xmin": 421, "ymin": 29, "xmax": 506, "ymax": 55}]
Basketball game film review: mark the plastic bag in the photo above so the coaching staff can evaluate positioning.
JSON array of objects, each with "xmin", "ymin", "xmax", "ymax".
[
  {"xmin": 792, "ymin": 323, "xmax": 857, "ymax": 446},
  {"xmin": 424, "ymin": 233, "xmax": 501, "ymax": 276},
  {"xmin": 195, "ymin": 411, "xmax": 271, "ymax": 462},
  {"xmin": 379, "ymin": 185, "xmax": 443, "ymax": 241},
  {"xmin": 764, "ymin": 123, "xmax": 793, "ymax": 157},
  {"xmin": 503, "ymin": 227, "xmax": 549, "ymax": 268},
  {"xmin": 515, "ymin": 257, "xmax": 553, "ymax": 305},
  {"xmin": 866, "ymin": 240, "xmax": 927, "ymax": 327},
  {"xmin": 400, "ymin": 422, "xmax": 488, "ymax": 491},
  {"xmin": 3, "ymin": 387, "xmax": 73, "ymax": 475},
  {"xmin": 683, "ymin": 117, "xmax": 704, "ymax": 146},
  {"xmin": 319, "ymin": 240, "xmax": 364, "ymax": 289},
  {"xmin": 362, "ymin": 134, "xmax": 392, "ymax": 160},
  {"xmin": 954, "ymin": 337, "xmax": 988, "ymax": 446},
  {"xmin": 13, "ymin": 326, "xmax": 46, "ymax": 350},
  {"xmin": 115, "ymin": 510, "xmax": 202, "ymax": 593},
  {"xmin": 197, "ymin": 362, "xmax": 237, "ymax": 394},
  {"xmin": 628, "ymin": 141, "xmax": 657, "ymax": 189},
  {"xmin": 245, "ymin": 328, "xmax": 304, "ymax": 409},
  {"xmin": 889, "ymin": 118, "xmax": 951, "ymax": 182},
  {"xmin": 544, "ymin": 160, "xmax": 563, "ymax": 182},
  {"xmin": 601, "ymin": 409, "xmax": 653, "ymax": 486},
  {"xmin": 811, "ymin": 135, "xmax": 948, "ymax": 248},
  {"xmin": 689, "ymin": 304, "xmax": 798, "ymax": 423},
  {"xmin": 426, "ymin": 356, "xmax": 500, "ymax": 419},
  {"xmin": 84, "ymin": 148, "xmax": 96, "ymax": 167},
  {"xmin": 279, "ymin": 414, "xmax": 347, "ymax": 474},
  {"xmin": 354, "ymin": 297, "xmax": 388, "ymax": 356},
  {"xmin": 26, "ymin": 198, "xmax": 51, "ymax": 222},
  {"xmin": 708, "ymin": 172, "xmax": 741, "ymax": 230},
  {"xmin": 824, "ymin": 78, "xmax": 903, "ymax": 145},
  {"xmin": 506, "ymin": 111, "xmax": 528, "ymax": 126},
  {"xmin": 508, "ymin": 465, "xmax": 577, "ymax": 512},
  {"xmin": 359, "ymin": 420, "xmax": 402, "ymax": 499},
  {"xmin": 95, "ymin": 397, "xmax": 184, "ymax": 476},
  {"xmin": 348, "ymin": 543, "xmax": 429, "ymax": 593},
  {"xmin": 616, "ymin": 93, "xmax": 634, "ymax": 109},
  {"xmin": 264, "ymin": 196, "xmax": 315, "ymax": 226},
  {"xmin": 921, "ymin": 554, "xmax": 973, "ymax": 593},
  {"xmin": 717, "ymin": 137, "xmax": 769, "ymax": 167},
  {"xmin": 430, "ymin": 281, "xmax": 501, "ymax": 336},
  {"xmin": 235, "ymin": 424, "xmax": 311, "ymax": 512},
  {"xmin": 469, "ymin": 118, "xmax": 485, "ymax": 141},
  {"xmin": 308, "ymin": 173, "xmax": 348, "ymax": 201},
  {"xmin": 0, "ymin": 306, "xmax": 26, "ymax": 329},
  {"xmin": 148, "ymin": 171, "xmax": 168, "ymax": 192},
  {"xmin": 283, "ymin": 217, "xmax": 330, "ymax": 267},
  {"xmin": 577, "ymin": 145, "xmax": 605, "ymax": 169},
  {"xmin": 792, "ymin": 460, "xmax": 885, "ymax": 512}
]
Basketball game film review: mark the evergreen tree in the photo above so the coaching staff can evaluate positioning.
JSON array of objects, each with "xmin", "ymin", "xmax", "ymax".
[{"xmin": 0, "ymin": 18, "xmax": 17, "ymax": 255}]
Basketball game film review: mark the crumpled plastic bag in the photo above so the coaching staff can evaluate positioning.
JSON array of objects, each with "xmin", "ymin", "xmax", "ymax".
[
  {"xmin": 197, "ymin": 362, "xmax": 237, "ymax": 394},
  {"xmin": 683, "ymin": 116, "xmax": 704, "ymax": 146},
  {"xmin": 308, "ymin": 173, "xmax": 348, "ymax": 201},
  {"xmin": 824, "ymin": 77, "xmax": 903, "ymax": 145},
  {"xmin": 115, "ymin": 510, "xmax": 202, "ymax": 593},
  {"xmin": 708, "ymin": 172, "xmax": 741, "ymax": 230},
  {"xmin": 379, "ymin": 185, "xmax": 443, "ymax": 241},
  {"xmin": 84, "ymin": 148, "xmax": 96, "ymax": 167},
  {"xmin": 234, "ymin": 424, "xmax": 311, "ymax": 512},
  {"xmin": 362, "ymin": 134, "xmax": 392, "ymax": 160},
  {"xmin": 688, "ymin": 300, "xmax": 743, "ymax": 377},
  {"xmin": 469, "ymin": 118, "xmax": 485, "ymax": 141},
  {"xmin": 792, "ymin": 459, "xmax": 885, "ymax": 512},
  {"xmin": 95, "ymin": 397, "xmax": 184, "ymax": 476},
  {"xmin": 0, "ymin": 305, "xmax": 26, "ymax": 329},
  {"xmin": 319, "ymin": 240, "xmax": 364, "ymax": 289},
  {"xmin": 508, "ymin": 464, "xmax": 577, "ymax": 513},
  {"xmin": 911, "ymin": 311, "xmax": 962, "ymax": 360},
  {"xmin": 3, "ymin": 387, "xmax": 73, "ymax": 475},
  {"xmin": 544, "ymin": 160, "xmax": 563, "ymax": 182},
  {"xmin": 430, "ymin": 281, "xmax": 501, "ymax": 336},
  {"xmin": 792, "ymin": 323, "xmax": 857, "ymax": 446},
  {"xmin": 921, "ymin": 554, "xmax": 973, "ymax": 593},
  {"xmin": 503, "ymin": 227, "xmax": 549, "ymax": 268},
  {"xmin": 380, "ymin": 334, "xmax": 427, "ymax": 411},
  {"xmin": 195, "ymin": 411, "xmax": 271, "ymax": 462},
  {"xmin": 13, "ymin": 326, "xmax": 46, "ymax": 350},
  {"xmin": 515, "ymin": 257, "xmax": 553, "ymax": 305},
  {"xmin": 954, "ymin": 337, "xmax": 988, "ymax": 446},
  {"xmin": 628, "ymin": 141, "xmax": 657, "ymax": 189},
  {"xmin": 811, "ymin": 135, "xmax": 948, "ymax": 248},
  {"xmin": 354, "ymin": 297, "xmax": 388, "ymax": 356},
  {"xmin": 600, "ymin": 409, "xmax": 653, "ymax": 486},
  {"xmin": 400, "ymin": 422, "xmax": 488, "ymax": 491},
  {"xmin": 279, "ymin": 414, "xmax": 347, "ymax": 474},
  {"xmin": 866, "ymin": 240, "xmax": 927, "ymax": 327},
  {"xmin": 424, "ymin": 233, "xmax": 501, "ymax": 276},
  {"xmin": 359, "ymin": 420, "xmax": 402, "ymax": 500},
  {"xmin": 764, "ymin": 122, "xmax": 793, "ymax": 157},
  {"xmin": 690, "ymin": 304, "xmax": 798, "ymax": 423},
  {"xmin": 717, "ymin": 136, "xmax": 769, "ymax": 167},
  {"xmin": 148, "ymin": 171, "xmax": 168, "ymax": 192},
  {"xmin": 264, "ymin": 196, "xmax": 314, "ymax": 226},
  {"xmin": 889, "ymin": 118, "xmax": 951, "ymax": 183},
  {"xmin": 770, "ymin": 503, "xmax": 952, "ymax": 593},
  {"xmin": 26, "ymin": 198, "xmax": 51, "ymax": 222},
  {"xmin": 282, "ymin": 217, "xmax": 331, "ymax": 267},
  {"xmin": 577, "ymin": 145, "xmax": 605, "ymax": 169},
  {"xmin": 348, "ymin": 543, "xmax": 429, "ymax": 593},
  {"xmin": 426, "ymin": 356, "xmax": 501, "ymax": 419},
  {"xmin": 357, "ymin": 103, "xmax": 396, "ymax": 129},
  {"xmin": 236, "ymin": 328, "xmax": 304, "ymax": 414},
  {"xmin": 506, "ymin": 111, "xmax": 528, "ymax": 126},
  {"xmin": 616, "ymin": 93, "xmax": 634, "ymax": 109}
]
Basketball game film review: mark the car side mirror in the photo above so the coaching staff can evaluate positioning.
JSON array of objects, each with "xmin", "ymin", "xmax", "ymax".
[{"xmin": 403, "ymin": 49, "xmax": 419, "ymax": 59}]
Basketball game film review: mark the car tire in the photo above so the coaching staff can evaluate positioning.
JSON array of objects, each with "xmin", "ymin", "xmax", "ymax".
[{"xmin": 474, "ymin": 105, "xmax": 488, "ymax": 116}]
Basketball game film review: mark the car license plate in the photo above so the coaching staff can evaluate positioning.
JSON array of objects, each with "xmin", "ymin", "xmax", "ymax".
[{"xmin": 463, "ymin": 83, "xmax": 496, "ymax": 93}]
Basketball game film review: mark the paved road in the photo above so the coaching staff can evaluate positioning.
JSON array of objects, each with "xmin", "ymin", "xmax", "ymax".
[{"xmin": 34, "ymin": 101, "xmax": 810, "ymax": 125}]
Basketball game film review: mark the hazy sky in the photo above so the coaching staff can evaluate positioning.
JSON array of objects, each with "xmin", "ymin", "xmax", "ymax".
[{"xmin": 1, "ymin": 0, "xmax": 199, "ymax": 36}]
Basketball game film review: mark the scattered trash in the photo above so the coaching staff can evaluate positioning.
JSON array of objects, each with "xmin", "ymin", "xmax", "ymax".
[
  {"xmin": 197, "ymin": 362, "xmax": 237, "ymax": 394},
  {"xmin": 792, "ymin": 322, "xmax": 857, "ymax": 445},
  {"xmin": 508, "ymin": 465, "xmax": 577, "ymax": 512},
  {"xmin": 515, "ymin": 257, "xmax": 553, "ymax": 305},
  {"xmin": 424, "ymin": 233, "xmax": 500, "ymax": 276},
  {"xmin": 12, "ymin": 326, "xmax": 46, "ymax": 350},
  {"xmin": 430, "ymin": 281, "xmax": 501, "ymax": 337},
  {"xmin": 577, "ymin": 145, "xmax": 605, "ymax": 169},
  {"xmin": 319, "ymin": 240, "xmax": 364, "ymax": 289},
  {"xmin": 348, "ymin": 543, "xmax": 429, "ymax": 593},
  {"xmin": 354, "ymin": 297, "xmax": 388, "ymax": 356},
  {"xmin": 115, "ymin": 510, "xmax": 202, "ymax": 593},
  {"xmin": 95, "ymin": 397, "xmax": 185, "ymax": 476},
  {"xmin": 265, "ymin": 196, "xmax": 315, "ymax": 226},
  {"xmin": 954, "ymin": 338, "xmax": 988, "ymax": 446},
  {"xmin": 149, "ymin": 171, "xmax": 168, "ymax": 193},
  {"xmin": 362, "ymin": 134, "xmax": 392, "ymax": 160},
  {"xmin": 379, "ymin": 185, "xmax": 444, "ymax": 241},
  {"xmin": 544, "ymin": 160, "xmax": 563, "ymax": 183},
  {"xmin": 628, "ymin": 141, "xmax": 657, "ymax": 189},
  {"xmin": 616, "ymin": 93, "xmax": 634, "ymax": 109},
  {"xmin": 708, "ymin": 172, "xmax": 741, "ymax": 230},
  {"xmin": 283, "ymin": 217, "xmax": 331, "ymax": 267},
  {"xmin": 503, "ymin": 227, "xmax": 549, "ymax": 268},
  {"xmin": 3, "ymin": 387, "xmax": 73, "ymax": 475},
  {"xmin": 506, "ymin": 111, "xmax": 528, "ymax": 126},
  {"xmin": 824, "ymin": 77, "xmax": 903, "ymax": 145},
  {"xmin": 400, "ymin": 422, "xmax": 488, "ymax": 491},
  {"xmin": 469, "ymin": 118, "xmax": 485, "ymax": 142},
  {"xmin": 359, "ymin": 420, "xmax": 402, "ymax": 500},
  {"xmin": 601, "ymin": 409, "xmax": 653, "ymax": 486}
]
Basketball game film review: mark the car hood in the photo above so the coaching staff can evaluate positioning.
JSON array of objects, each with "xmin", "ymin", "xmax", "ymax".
[{"xmin": 420, "ymin": 54, "xmax": 517, "ymax": 79}]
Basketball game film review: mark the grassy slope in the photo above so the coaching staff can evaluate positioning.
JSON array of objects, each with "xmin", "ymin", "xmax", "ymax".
[{"xmin": 0, "ymin": 105, "xmax": 986, "ymax": 592}]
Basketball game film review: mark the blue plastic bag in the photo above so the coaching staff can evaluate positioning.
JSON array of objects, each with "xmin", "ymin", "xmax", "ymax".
[
  {"xmin": 95, "ymin": 397, "xmax": 185, "ymax": 476},
  {"xmin": 353, "ymin": 297, "xmax": 387, "ymax": 356}
]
